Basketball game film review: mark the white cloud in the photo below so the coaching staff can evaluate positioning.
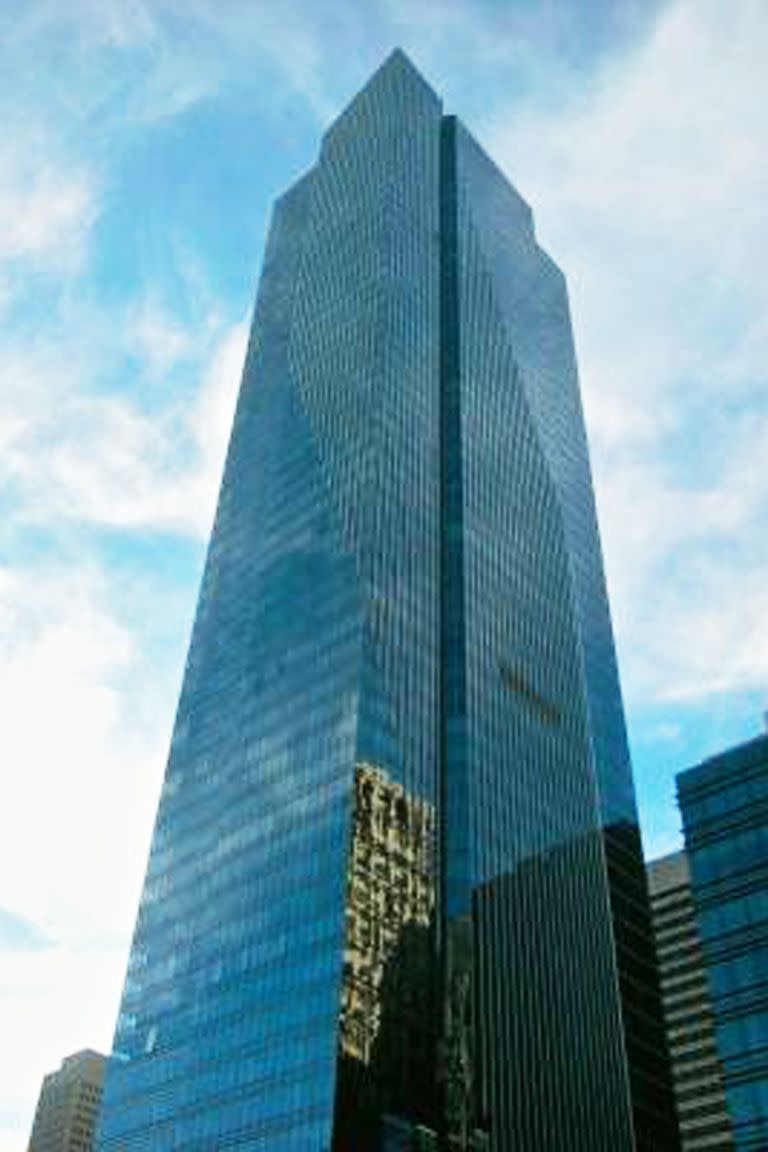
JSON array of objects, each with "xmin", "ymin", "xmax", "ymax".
[
  {"xmin": 131, "ymin": 298, "xmax": 195, "ymax": 378},
  {"xmin": 598, "ymin": 410, "xmax": 768, "ymax": 618},
  {"xmin": 0, "ymin": 308, "xmax": 244, "ymax": 1149},
  {"xmin": 0, "ymin": 559, "xmax": 171, "ymax": 1146},
  {"xmin": 7, "ymin": 0, "xmax": 158, "ymax": 55},
  {"xmin": 0, "ymin": 167, "xmax": 95, "ymax": 268},
  {"xmin": 77, "ymin": 0, "xmax": 159, "ymax": 50},
  {"xmin": 0, "ymin": 942, "xmax": 126, "ymax": 1152},
  {"xmin": 660, "ymin": 570, "xmax": 768, "ymax": 701},
  {"xmin": 0, "ymin": 159, "xmax": 97, "ymax": 315},
  {"xmin": 0, "ymin": 564, "xmax": 157, "ymax": 943},
  {"xmin": 0, "ymin": 305, "xmax": 244, "ymax": 1137},
  {"xmin": 485, "ymin": 0, "xmax": 768, "ymax": 439},
  {"xmin": 1, "ymin": 312, "xmax": 248, "ymax": 539},
  {"xmin": 489, "ymin": 0, "xmax": 767, "ymax": 252},
  {"xmin": 187, "ymin": 318, "xmax": 251, "ymax": 497},
  {"xmin": 0, "ymin": 97, "xmax": 98, "ymax": 311},
  {"xmin": 0, "ymin": 532, "xmax": 205, "ymax": 1146},
  {"xmin": 484, "ymin": 0, "xmax": 768, "ymax": 704}
]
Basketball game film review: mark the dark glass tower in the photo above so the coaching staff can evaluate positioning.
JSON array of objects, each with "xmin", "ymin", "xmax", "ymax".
[{"xmin": 96, "ymin": 51, "xmax": 678, "ymax": 1152}]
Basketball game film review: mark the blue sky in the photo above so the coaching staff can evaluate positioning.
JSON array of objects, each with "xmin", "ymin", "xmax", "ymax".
[{"xmin": 1, "ymin": 0, "xmax": 766, "ymax": 1146}]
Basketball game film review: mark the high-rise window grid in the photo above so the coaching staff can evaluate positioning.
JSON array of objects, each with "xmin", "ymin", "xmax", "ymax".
[{"xmin": 95, "ymin": 51, "xmax": 677, "ymax": 1152}]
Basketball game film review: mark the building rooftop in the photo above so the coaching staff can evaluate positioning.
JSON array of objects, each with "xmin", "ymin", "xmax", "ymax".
[
  {"xmin": 646, "ymin": 850, "xmax": 689, "ymax": 894},
  {"xmin": 677, "ymin": 730, "xmax": 768, "ymax": 793}
]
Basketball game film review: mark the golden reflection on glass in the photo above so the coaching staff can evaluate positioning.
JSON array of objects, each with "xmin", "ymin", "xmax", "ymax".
[
  {"xmin": 340, "ymin": 762, "xmax": 435, "ymax": 1064},
  {"xmin": 333, "ymin": 762, "xmax": 438, "ymax": 1149}
]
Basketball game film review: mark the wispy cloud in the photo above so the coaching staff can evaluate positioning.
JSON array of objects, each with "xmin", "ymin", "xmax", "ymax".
[
  {"xmin": 0, "ymin": 165, "xmax": 95, "ymax": 269},
  {"xmin": 0, "ymin": 562, "xmax": 146, "ymax": 939},
  {"xmin": 0, "ymin": 131, "xmax": 98, "ymax": 313},
  {"xmin": 0, "ymin": 908, "xmax": 52, "ymax": 953},
  {"xmin": 0, "ymin": 305, "xmax": 248, "ymax": 538},
  {"xmin": 129, "ymin": 296, "xmax": 196, "ymax": 378},
  {"xmin": 0, "ymin": 940, "xmax": 127, "ymax": 1152},
  {"xmin": 0, "ymin": 539, "xmax": 203, "ymax": 1152}
]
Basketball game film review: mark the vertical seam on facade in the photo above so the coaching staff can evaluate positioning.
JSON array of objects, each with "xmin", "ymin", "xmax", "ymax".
[{"xmin": 438, "ymin": 113, "xmax": 463, "ymax": 937}]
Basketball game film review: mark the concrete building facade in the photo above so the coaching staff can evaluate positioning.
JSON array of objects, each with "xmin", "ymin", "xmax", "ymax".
[
  {"xmin": 28, "ymin": 1050, "xmax": 106, "ymax": 1152},
  {"xmin": 648, "ymin": 852, "xmax": 734, "ymax": 1150}
]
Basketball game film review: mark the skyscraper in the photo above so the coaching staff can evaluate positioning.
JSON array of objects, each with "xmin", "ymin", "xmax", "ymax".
[
  {"xmin": 678, "ymin": 732, "xmax": 768, "ymax": 1150},
  {"xmin": 647, "ymin": 852, "xmax": 734, "ymax": 1150},
  {"xmin": 28, "ymin": 1050, "xmax": 106, "ymax": 1152},
  {"xmin": 96, "ymin": 51, "xmax": 677, "ymax": 1151}
]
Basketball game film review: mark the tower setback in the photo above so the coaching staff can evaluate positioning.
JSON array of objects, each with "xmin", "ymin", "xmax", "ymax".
[{"xmin": 96, "ymin": 51, "xmax": 678, "ymax": 1152}]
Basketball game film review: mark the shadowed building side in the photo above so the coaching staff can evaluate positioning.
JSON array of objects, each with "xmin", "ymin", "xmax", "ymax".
[{"xmin": 451, "ymin": 118, "xmax": 678, "ymax": 1151}]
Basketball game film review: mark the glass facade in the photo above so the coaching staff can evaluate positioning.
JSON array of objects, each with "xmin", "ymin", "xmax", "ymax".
[
  {"xmin": 678, "ymin": 734, "xmax": 768, "ymax": 1151},
  {"xmin": 96, "ymin": 50, "xmax": 677, "ymax": 1151}
]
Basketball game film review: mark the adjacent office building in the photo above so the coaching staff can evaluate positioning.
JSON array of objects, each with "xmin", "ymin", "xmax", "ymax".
[
  {"xmin": 648, "ymin": 852, "xmax": 734, "ymax": 1149},
  {"xmin": 678, "ymin": 733, "xmax": 768, "ymax": 1150},
  {"xmin": 28, "ymin": 1050, "xmax": 106, "ymax": 1152},
  {"xmin": 95, "ymin": 52, "xmax": 677, "ymax": 1150}
]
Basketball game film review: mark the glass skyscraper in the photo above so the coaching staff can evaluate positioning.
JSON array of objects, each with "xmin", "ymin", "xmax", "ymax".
[
  {"xmin": 678, "ymin": 732, "xmax": 768, "ymax": 1150},
  {"xmin": 96, "ymin": 51, "xmax": 678, "ymax": 1151}
]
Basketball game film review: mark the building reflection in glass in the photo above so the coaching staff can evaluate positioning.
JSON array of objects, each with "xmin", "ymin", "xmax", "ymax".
[{"xmin": 334, "ymin": 762, "xmax": 438, "ymax": 1149}]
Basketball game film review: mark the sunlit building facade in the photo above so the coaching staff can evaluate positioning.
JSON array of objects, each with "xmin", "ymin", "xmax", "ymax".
[
  {"xmin": 29, "ymin": 1050, "xmax": 106, "ymax": 1152},
  {"xmin": 96, "ymin": 51, "xmax": 677, "ymax": 1151}
]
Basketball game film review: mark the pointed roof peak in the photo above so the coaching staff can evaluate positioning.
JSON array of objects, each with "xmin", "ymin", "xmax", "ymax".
[
  {"xmin": 323, "ymin": 48, "xmax": 442, "ymax": 151},
  {"xmin": 366, "ymin": 46, "xmax": 439, "ymax": 101},
  {"xmin": 381, "ymin": 46, "xmax": 422, "ymax": 75}
]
